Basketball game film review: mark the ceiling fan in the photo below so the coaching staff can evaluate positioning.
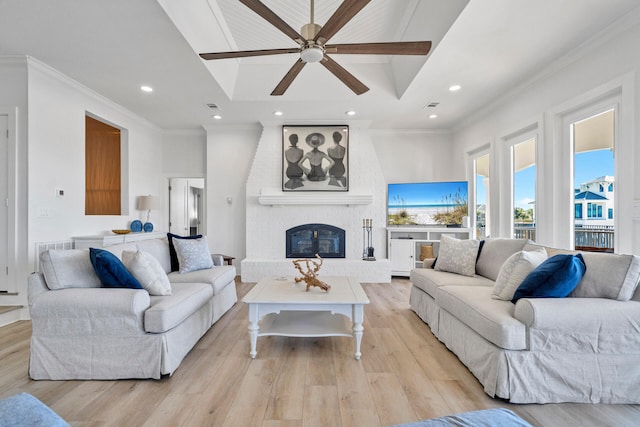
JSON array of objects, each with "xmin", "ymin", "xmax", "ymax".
[{"xmin": 199, "ymin": 0, "xmax": 432, "ymax": 95}]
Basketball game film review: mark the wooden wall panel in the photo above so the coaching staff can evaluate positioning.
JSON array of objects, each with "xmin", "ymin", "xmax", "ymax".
[{"xmin": 85, "ymin": 116, "xmax": 121, "ymax": 215}]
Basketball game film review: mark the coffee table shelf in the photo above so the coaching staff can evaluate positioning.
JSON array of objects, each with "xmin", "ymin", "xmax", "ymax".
[{"xmin": 258, "ymin": 311, "xmax": 352, "ymax": 338}]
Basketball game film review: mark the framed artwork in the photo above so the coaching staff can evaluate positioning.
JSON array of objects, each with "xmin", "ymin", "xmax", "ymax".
[{"xmin": 282, "ymin": 125, "xmax": 349, "ymax": 192}]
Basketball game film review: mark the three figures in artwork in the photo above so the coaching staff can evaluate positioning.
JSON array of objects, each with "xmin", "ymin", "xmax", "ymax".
[{"xmin": 292, "ymin": 254, "xmax": 331, "ymax": 292}]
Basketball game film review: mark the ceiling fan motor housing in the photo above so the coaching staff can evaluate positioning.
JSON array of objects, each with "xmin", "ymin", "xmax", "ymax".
[{"xmin": 301, "ymin": 23, "xmax": 321, "ymax": 41}]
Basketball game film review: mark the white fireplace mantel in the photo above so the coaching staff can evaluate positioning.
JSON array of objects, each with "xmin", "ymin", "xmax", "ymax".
[{"xmin": 258, "ymin": 188, "xmax": 373, "ymax": 206}]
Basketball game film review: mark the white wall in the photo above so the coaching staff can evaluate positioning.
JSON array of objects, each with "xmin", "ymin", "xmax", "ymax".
[
  {"xmin": 371, "ymin": 129, "xmax": 456, "ymax": 183},
  {"xmin": 451, "ymin": 16, "xmax": 640, "ymax": 253},
  {"xmin": 0, "ymin": 57, "xmax": 168, "ymax": 315},
  {"xmin": 162, "ymin": 129, "xmax": 206, "ymax": 232},
  {"xmin": 0, "ymin": 57, "xmax": 28, "ymax": 305},
  {"xmin": 205, "ymin": 125, "xmax": 261, "ymax": 271}
]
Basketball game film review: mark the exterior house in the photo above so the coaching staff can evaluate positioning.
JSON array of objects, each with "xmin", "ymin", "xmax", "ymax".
[{"xmin": 574, "ymin": 176, "xmax": 615, "ymax": 227}]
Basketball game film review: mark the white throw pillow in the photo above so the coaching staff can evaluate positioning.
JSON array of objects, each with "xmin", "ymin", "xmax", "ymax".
[
  {"xmin": 434, "ymin": 235, "xmax": 481, "ymax": 277},
  {"xmin": 122, "ymin": 250, "xmax": 172, "ymax": 295},
  {"xmin": 172, "ymin": 236, "xmax": 214, "ymax": 274},
  {"xmin": 492, "ymin": 248, "xmax": 548, "ymax": 301}
]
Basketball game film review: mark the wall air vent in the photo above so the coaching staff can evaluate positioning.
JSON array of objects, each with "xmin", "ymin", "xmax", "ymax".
[
  {"xmin": 424, "ymin": 102, "xmax": 440, "ymax": 108},
  {"xmin": 206, "ymin": 103, "xmax": 220, "ymax": 110}
]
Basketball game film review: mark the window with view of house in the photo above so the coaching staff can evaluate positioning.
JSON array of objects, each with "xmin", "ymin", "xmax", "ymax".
[{"xmin": 572, "ymin": 109, "xmax": 615, "ymax": 252}]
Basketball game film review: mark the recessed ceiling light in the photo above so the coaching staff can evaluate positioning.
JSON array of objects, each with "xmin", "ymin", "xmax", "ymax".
[
  {"xmin": 140, "ymin": 85, "xmax": 153, "ymax": 92},
  {"xmin": 274, "ymin": 111, "xmax": 283, "ymax": 116},
  {"xmin": 345, "ymin": 110, "xmax": 356, "ymax": 116},
  {"xmin": 212, "ymin": 115, "xmax": 222, "ymax": 120},
  {"xmin": 429, "ymin": 114, "xmax": 438, "ymax": 119},
  {"xmin": 449, "ymin": 85, "xmax": 461, "ymax": 92}
]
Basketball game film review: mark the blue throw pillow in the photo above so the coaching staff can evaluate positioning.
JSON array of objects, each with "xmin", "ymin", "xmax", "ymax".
[
  {"xmin": 89, "ymin": 248, "xmax": 142, "ymax": 289},
  {"xmin": 167, "ymin": 233, "xmax": 203, "ymax": 272},
  {"xmin": 511, "ymin": 253, "xmax": 586, "ymax": 303}
]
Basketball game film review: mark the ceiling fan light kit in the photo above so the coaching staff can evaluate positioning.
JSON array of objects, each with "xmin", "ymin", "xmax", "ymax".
[
  {"xmin": 300, "ymin": 45, "xmax": 324, "ymax": 63},
  {"xmin": 199, "ymin": 0, "xmax": 432, "ymax": 95}
]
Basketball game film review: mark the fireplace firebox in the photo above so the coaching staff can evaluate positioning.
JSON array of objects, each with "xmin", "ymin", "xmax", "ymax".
[{"xmin": 286, "ymin": 224, "xmax": 345, "ymax": 258}]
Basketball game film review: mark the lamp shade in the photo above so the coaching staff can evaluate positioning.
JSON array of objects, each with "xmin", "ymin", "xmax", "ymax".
[{"xmin": 137, "ymin": 195, "xmax": 161, "ymax": 211}]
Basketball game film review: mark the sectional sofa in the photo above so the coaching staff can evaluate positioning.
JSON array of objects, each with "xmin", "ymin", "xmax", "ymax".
[
  {"xmin": 409, "ymin": 238, "xmax": 640, "ymax": 404},
  {"xmin": 28, "ymin": 236, "xmax": 237, "ymax": 380}
]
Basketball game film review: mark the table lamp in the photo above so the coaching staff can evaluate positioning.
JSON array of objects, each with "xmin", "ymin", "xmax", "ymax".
[{"xmin": 137, "ymin": 195, "xmax": 161, "ymax": 232}]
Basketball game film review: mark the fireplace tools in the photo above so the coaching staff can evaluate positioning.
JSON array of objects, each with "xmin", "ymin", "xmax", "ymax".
[{"xmin": 362, "ymin": 219, "xmax": 376, "ymax": 261}]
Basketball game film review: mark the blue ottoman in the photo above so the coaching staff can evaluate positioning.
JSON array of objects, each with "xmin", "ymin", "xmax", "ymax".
[
  {"xmin": 389, "ymin": 408, "xmax": 532, "ymax": 427},
  {"xmin": 0, "ymin": 393, "xmax": 69, "ymax": 427}
]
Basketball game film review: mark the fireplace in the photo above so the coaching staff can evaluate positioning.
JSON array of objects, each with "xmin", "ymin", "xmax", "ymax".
[{"xmin": 286, "ymin": 224, "xmax": 345, "ymax": 258}]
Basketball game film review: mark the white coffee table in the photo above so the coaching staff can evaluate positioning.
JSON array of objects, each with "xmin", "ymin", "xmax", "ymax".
[{"xmin": 242, "ymin": 276, "xmax": 370, "ymax": 360}]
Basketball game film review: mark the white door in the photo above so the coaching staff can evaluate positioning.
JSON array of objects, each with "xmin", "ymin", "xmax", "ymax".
[
  {"xmin": 0, "ymin": 115, "xmax": 8, "ymax": 291},
  {"xmin": 169, "ymin": 178, "xmax": 189, "ymax": 235},
  {"xmin": 169, "ymin": 178, "xmax": 205, "ymax": 236}
]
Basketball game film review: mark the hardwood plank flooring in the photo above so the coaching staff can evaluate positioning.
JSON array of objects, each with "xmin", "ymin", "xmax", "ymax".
[{"xmin": 1, "ymin": 277, "xmax": 639, "ymax": 426}]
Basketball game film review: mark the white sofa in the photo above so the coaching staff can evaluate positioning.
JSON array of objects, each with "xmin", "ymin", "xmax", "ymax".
[
  {"xmin": 28, "ymin": 237, "xmax": 237, "ymax": 380},
  {"xmin": 409, "ymin": 238, "xmax": 640, "ymax": 404}
]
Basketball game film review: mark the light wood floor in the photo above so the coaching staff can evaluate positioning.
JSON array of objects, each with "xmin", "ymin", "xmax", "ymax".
[{"xmin": 1, "ymin": 278, "xmax": 639, "ymax": 426}]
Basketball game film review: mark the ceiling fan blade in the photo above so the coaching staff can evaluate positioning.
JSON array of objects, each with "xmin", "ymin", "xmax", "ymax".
[
  {"xmin": 271, "ymin": 59, "xmax": 307, "ymax": 96},
  {"xmin": 314, "ymin": 0, "xmax": 371, "ymax": 45},
  {"xmin": 325, "ymin": 41, "xmax": 432, "ymax": 56},
  {"xmin": 199, "ymin": 48, "xmax": 299, "ymax": 60},
  {"xmin": 240, "ymin": 0, "xmax": 304, "ymax": 43},
  {"xmin": 320, "ymin": 55, "xmax": 369, "ymax": 95}
]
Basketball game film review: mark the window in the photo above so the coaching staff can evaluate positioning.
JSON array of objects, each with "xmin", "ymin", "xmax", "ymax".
[
  {"xmin": 572, "ymin": 109, "xmax": 614, "ymax": 251},
  {"xmin": 474, "ymin": 153, "xmax": 490, "ymax": 239},
  {"xmin": 512, "ymin": 137, "xmax": 536, "ymax": 241},
  {"xmin": 85, "ymin": 115, "xmax": 122, "ymax": 215},
  {"xmin": 575, "ymin": 203, "xmax": 582, "ymax": 219}
]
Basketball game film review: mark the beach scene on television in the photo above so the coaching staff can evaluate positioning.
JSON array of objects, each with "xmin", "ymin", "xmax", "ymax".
[{"xmin": 387, "ymin": 181, "xmax": 469, "ymax": 226}]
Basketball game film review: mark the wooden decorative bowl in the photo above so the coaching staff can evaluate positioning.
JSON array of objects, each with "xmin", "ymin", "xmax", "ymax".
[{"xmin": 112, "ymin": 229, "xmax": 131, "ymax": 235}]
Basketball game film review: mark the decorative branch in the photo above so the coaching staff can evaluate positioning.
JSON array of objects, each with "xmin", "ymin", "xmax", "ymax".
[{"xmin": 292, "ymin": 254, "xmax": 330, "ymax": 292}]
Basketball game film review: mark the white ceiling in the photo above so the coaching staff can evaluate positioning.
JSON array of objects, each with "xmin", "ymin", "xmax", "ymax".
[{"xmin": 0, "ymin": 0, "xmax": 638, "ymax": 131}]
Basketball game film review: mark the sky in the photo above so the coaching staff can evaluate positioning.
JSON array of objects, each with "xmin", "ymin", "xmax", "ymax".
[{"xmin": 477, "ymin": 148, "xmax": 614, "ymax": 210}]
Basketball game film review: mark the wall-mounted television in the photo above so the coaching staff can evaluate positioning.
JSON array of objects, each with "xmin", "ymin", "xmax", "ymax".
[{"xmin": 387, "ymin": 181, "xmax": 469, "ymax": 226}]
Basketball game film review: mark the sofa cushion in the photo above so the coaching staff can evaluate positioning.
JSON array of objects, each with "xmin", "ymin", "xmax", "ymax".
[
  {"xmin": 435, "ymin": 285, "xmax": 527, "ymax": 350},
  {"xmin": 122, "ymin": 250, "xmax": 172, "ymax": 296},
  {"xmin": 410, "ymin": 268, "xmax": 494, "ymax": 299},
  {"xmin": 173, "ymin": 236, "xmax": 214, "ymax": 274},
  {"xmin": 475, "ymin": 238, "xmax": 530, "ymax": 281},
  {"xmin": 89, "ymin": 248, "xmax": 143, "ymax": 289},
  {"xmin": 40, "ymin": 249, "xmax": 101, "ymax": 290},
  {"xmin": 168, "ymin": 265, "xmax": 236, "ymax": 295},
  {"xmin": 572, "ymin": 252, "xmax": 640, "ymax": 301},
  {"xmin": 434, "ymin": 235, "xmax": 481, "ymax": 277},
  {"xmin": 144, "ymin": 282, "xmax": 213, "ymax": 333},
  {"xmin": 512, "ymin": 254, "xmax": 586, "ymax": 303},
  {"xmin": 136, "ymin": 238, "xmax": 172, "ymax": 274},
  {"xmin": 492, "ymin": 248, "xmax": 547, "ymax": 301},
  {"xmin": 167, "ymin": 233, "xmax": 203, "ymax": 272}
]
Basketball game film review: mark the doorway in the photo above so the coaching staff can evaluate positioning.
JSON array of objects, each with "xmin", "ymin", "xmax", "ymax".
[
  {"xmin": 169, "ymin": 178, "xmax": 205, "ymax": 236},
  {"xmin": 0, "ymin": 114, "xmax": 8, "ymax": 292}
]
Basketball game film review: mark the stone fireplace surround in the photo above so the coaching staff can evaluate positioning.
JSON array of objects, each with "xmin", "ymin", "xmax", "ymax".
[{"xmin": 241, "ymin": 124, "xmax": 391, "ymax": 283}]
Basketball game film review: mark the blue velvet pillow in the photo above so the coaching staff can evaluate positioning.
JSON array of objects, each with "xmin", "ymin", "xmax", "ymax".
[
  {"xmin": 89, "ymin": 248, "xmax": 142, "ymax": 289},
  {"xmin": 511, "ymin": 253, "xmax": 586, "ymax": 303},
  {"xmin": 167, "ymin": 233, "xmax": 203, "ymax": 272}
]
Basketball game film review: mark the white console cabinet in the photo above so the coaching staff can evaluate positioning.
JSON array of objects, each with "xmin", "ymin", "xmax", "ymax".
[
  {"xmin": 387, "ymin": 227, "xmax": 473, "ymax": 277},
  {"xmin": 73, "ymin": 231, "xmax": 166, "ymax": 249}
]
